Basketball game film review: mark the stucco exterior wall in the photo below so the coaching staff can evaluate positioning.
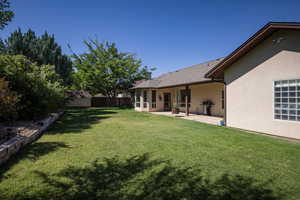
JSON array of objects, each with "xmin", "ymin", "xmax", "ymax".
[
  {"xmin": 156, "ymin": 88, "xmax": 173, "ymax": 111},
  {"xmin": 135, "ymin": 88, "xmax": 172, "ymax": 112},
  {"xmin": 134, "ymin": 82, "xmax": 224, "ymax": 117},
  {"xmin": 224, "ymin": 29, "xmax": 300, "ymax": 139},
  {"xmin": 189, "ymin": 83, "xmax": 224, "ymax": 116}
]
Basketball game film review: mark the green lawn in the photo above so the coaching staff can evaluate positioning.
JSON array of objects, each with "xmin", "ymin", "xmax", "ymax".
[{"xmin": 0, "ymin": 108, "xmax": 299, "ymax": 200}]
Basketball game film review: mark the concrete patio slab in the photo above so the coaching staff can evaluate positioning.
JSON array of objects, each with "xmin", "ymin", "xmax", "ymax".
[{"xmin": 150, "ymin": 112, "xmax": 223, "ymax": 126}]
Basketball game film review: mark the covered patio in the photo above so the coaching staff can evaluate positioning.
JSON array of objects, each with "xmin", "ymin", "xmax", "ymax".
[
  {"xmin": 132, "ymin": 58, "xmax": 226, "ymax": 120},
  {"xmin": 150, "ymin": 111, "xmax": 224, "ymax": 126}
]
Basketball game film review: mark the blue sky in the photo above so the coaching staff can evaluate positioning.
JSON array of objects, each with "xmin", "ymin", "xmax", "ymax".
[{"xmin": 1, "ymin": 0, "xmax": 300, "ymax": 77}]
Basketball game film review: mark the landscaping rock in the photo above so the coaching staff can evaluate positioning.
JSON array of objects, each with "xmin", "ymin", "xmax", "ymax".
[{"xmin": 0, "ymin": 111, "xmax": 63, "ymax": 166}]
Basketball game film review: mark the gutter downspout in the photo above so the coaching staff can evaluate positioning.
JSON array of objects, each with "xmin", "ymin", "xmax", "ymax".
[
  {"xmin": 212, "ymin": 78, "xmax": 227, "ymax": 126},
  {"xmin": 223, "ymin": 82, "xmax": 227, "ymax": 126}
]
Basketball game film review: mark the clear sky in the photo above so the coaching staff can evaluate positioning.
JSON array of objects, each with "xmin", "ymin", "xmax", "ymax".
[{"xmin": 1, "ymin": 0, "xmax": 300, "ymax": 77}]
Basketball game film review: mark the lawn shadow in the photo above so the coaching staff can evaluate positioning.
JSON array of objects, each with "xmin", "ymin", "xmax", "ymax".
[
  {"xmin": 0, "ymin": 142, "xmax": 69, "ymax": 181},
  {"xmin": 46, "ymin": 108, "xmax": 117, "ymax": 135},
  {"xmin": 7, "ymin": 153, "xmax": 284, "ymax": 200}
]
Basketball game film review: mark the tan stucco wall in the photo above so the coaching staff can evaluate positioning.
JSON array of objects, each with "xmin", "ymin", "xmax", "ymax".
[
  {"xmin": 189, "ymin": 83, "xmax": 224, "ymax": 116},
  {"xmin": 224, "ymin": 29, "xmax": 300, "ymax": 139},
  {"xmin": 134, "ymin": 82, "xmax": 224, "ymax": 117},
  {"xmin": 156, "ymin": 88, "xmax": 173, "ymax": 111},
  {"xmin": 134, "ymin": 88, "xmax": 173, "ymax": 112}
]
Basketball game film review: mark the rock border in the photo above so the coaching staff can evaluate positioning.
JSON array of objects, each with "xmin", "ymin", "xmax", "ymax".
[{"xmin": 0, "ymin": 111, "xmax": 64, "ymax": 166}]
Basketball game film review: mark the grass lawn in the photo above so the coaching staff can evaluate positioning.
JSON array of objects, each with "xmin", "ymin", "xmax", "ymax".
[{"xmin": 0, "ymin": 108, "xmax": 299, "ymax": 200}]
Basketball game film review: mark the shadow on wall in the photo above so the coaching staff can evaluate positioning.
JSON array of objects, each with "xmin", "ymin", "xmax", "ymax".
[
  {"xmin": 46, "ymin": 108, "xmax": 117, "ymax": 135},
  {"xmin": 2, "ymin": 153, "xmax": 283, "ymax": 200},
  {"xmin": 0, "ymin": 142, "xmax": 69, "ymax": 181}
]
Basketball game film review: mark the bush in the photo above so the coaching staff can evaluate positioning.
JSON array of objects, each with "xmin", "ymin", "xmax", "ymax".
[
  {"xmin": 0, "ymin": 55, "xmax": 67, "ymax": 121},
  {"xmin": 0, "ymin": 78, "xmax": 20, "ymax": 121}
]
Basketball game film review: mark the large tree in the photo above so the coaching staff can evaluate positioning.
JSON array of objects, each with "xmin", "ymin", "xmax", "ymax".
[
  {"xmin": 72, "ymin": 39, "xmax": 154, "ymax": 97},
  {"xmin": 0, "ymin": 29, "xmax": 73, "ymax": 84},
  {"xmin": 0, "ymin": 0, "xmax": 14, "ymax": 30},
  {"xmin": 0, "ymin": 55, "xmax": 67, "ymax": 121}
]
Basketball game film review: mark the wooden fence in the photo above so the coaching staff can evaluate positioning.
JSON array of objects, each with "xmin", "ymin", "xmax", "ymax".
[
  {"xmin": 67, "ymin": 97, "xmax": 92, "ymax": 107},
  {"xmin": 91, "ymin": 97, "xmax": 133, "ymax": 107}
]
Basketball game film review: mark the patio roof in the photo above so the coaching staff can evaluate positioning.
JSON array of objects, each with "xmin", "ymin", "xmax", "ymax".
[{"xmin": 133, "ymin": 58, "xmax": 223, "ymax": 89}]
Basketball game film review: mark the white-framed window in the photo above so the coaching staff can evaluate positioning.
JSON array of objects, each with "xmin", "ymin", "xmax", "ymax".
[
  {"xmin": 143, "ymin": 90, "xmax": 148, "ymax": 108},
  {"xmin": 274, "ymin": 79, "xmax": 300, "ymax": 121},
  {"xmin": 135, "ymin": 90, "xmax": 141, "ymax": 107},
  {"xmin": 179, "ymin": 89, "xmax": 191, "ymax": 107},
  {"xmin": 221, "ymin": 90, "xmax": 225, "ymax": 109},
  {"xmin": 151, "ymin": 90, "xmax": 156, "ymax": 108}
]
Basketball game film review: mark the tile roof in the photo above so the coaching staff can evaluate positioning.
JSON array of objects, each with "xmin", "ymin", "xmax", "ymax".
[{"xmin": 133, "ymin": 58, "xmax": 223, "ymax": 89}]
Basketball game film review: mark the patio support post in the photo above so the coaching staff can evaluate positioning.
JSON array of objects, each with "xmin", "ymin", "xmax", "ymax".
[{"xmin": 185, "ymin": 85, "xmax": 189, "ymax": 116}]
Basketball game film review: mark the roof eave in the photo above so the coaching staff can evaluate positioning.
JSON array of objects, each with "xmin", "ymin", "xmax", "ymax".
[
  {"xmin": 131, "ymin": 80, "xmax": 224, "ymax": 90},
  {"xmin": 130, "ymin": 86, "xmax": 156, "ymax": 90}
]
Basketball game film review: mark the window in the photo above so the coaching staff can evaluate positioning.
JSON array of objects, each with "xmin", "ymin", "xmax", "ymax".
[
  {"xmin": 274, "ymin": 79, "xmax": 300, "ymax": 121},
  {"xmin": 221, "ymin": 90, "xmax": 225, "ymax": 109},
  {"xmin": 152, "ymin": 90, "xmax": 156, "ymax": 108},
  {"xmin": 180, "ymin": 89, "xmax": 191, "ymax": 107},
  {"xmin": 135, "ymin": 90, "xmax": 141, "ymax": 107},
  {"xmin": 143, "ymin": 90, "xmax": 148, "ymax": 108}
]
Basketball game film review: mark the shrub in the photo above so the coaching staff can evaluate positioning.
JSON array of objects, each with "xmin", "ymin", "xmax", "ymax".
[
  {"xmin": 0, "ymin": 55, "xmax": 67, "ymax": 121},
  {"xmin": 0, "ymin": 78, "xmax": 20, "ymax": 121}
]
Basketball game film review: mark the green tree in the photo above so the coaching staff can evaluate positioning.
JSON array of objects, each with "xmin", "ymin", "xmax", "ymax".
[
  {"xmin": 0, "ymin": 29, "xmax": 73, "ymax": 84},
  {"xmin": 72, "ymin": 39, "xmax": 154, "ymax": 97},
  {"xmin": 0, "ymin": 0, "xmax": 14, "ymax": 30},
  {"xmin": 0, "ymin": 77, "xmax": 20, "ymax": 121},
  {"xmin": 0, "ymin": 55, "xmax": 67, "ymax": 121}
]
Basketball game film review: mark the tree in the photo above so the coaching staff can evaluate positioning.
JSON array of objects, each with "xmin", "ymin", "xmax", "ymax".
[
  {"xmin": 0, "ymin": 55, "xmax": 67, "ymax": 121},
  {"xmin": 72, "ymin": 39, "xmax": 154, "ymax": 97},
  {"xmin": 0, "ymin": 0, "xmax": 14, "ymax": 30},
  {"xmin": 0, "ymin": 29, "xmax": 73, "ymax": 84},
  {"xmin": 0, "ymin": 77, "xmax": 20, "ymax": 121}
]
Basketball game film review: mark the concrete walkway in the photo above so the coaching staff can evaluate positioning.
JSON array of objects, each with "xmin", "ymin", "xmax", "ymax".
[{"xmin": 150, "ymin": 112, "xmax": 223, "ymax": 126}]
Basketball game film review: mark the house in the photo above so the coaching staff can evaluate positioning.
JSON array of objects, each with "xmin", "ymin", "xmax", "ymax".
[
  {"xmin": 132, "ymin": 58, "xmax": 225, "ymax": 116},
  {"xmin": 133, "ymin": 22, "xmax": 300, "ymax": 140}
]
